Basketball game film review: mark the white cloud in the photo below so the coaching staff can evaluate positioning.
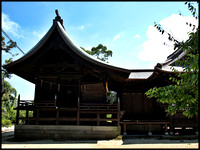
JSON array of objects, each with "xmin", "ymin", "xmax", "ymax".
[
  {"xmin": 78, "ymin": 25, "xmax": 85, "ymax": 30},
  {"xmin": 32, "ymin": 30, "xmax": 46, "ymax": 39},
  {"xmin": 77, "ymin": 24, "xmax": 91, "ymax": 31},
  {"xmin": 113, "ymin": 35, "xmax": 120, "ymax": 40},
  {"xmin": 2, "ymin": 12, "xmax": 24, "ymax": 38},
  {"xmin": 2, "ymin": 51, "xmax": 8, "ymax": 55},
  {"xmin": 138, "ymin": 14, "xmax": 198, "ymax": 63},
  {"xmin": 85, "ymin": 46, "xmax": 92, "ymax": 50},
  {"xmin": 160, "ymin": 14, "xmax": 198, "ymax": 42},
  {"xmin": 133, "ymin": 34, "xmax": 140, "ymax": 39}
]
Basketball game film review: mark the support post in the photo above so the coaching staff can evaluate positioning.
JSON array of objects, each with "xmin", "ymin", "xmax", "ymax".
[
  {"xmin": 123, "ymin": 123, "xmax": 127, "ymax": 135},
  {"xmin": 56, "ymin": 108, "xmax": 59, "ymax": 125},
  {"xmin": 117, "ymin": 97, "xmax": 120, "ymax": 111},
  {"xmin": 97, "ymin": 109, "xmax": 100, "ymax": 126},
  {"xmin": 169, "ymin": 115, "xmax": 174, "ymax": 135},
  {"xmin": 25, "ymin": 102, "xmax": 28, "ymax": 124},
  {"xmin": 164, "ymin": 123, "xmax": 169, "ymax": 135},
  {"xmin": 148, "ymin": 124, "xmax": 152, "ymax": 136},
  {"xmin": 77, "ymin": 97, "xmax": 80, "ymax": 125},
  {"xmin": 16, "ymin": 94, "xmax": 20, "ymax": 125},
  {"xmin": 195, "ymin": 115, "xmax": 198, "ymax": 135},
  {"xmin": 117, "ymin": 97, "xmax": 120, "ymax": 126},
  {"xmin": 36, "ymin": 108, "xmax": 39, "ymax": 125}
]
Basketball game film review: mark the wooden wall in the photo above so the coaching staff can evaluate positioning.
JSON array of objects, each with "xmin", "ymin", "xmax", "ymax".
[
  {"xmin": 122, "ymin": 93, "xmax": 167, "ymax": 120},
  {"xmin": 81, "ymin": 83, "xmax": 106, "ymax": 103}
]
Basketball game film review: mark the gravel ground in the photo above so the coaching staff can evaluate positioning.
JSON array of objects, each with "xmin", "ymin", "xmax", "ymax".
[{"xmin": 1, "ymin": 126, "xmax": 199, "ymax": 149}]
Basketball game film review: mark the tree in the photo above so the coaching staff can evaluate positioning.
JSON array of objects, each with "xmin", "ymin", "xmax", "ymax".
[
  {"xmin": 81, "ymin": 44, "xmax": 116, "ymax": 104},
  {"xmin": 1, "ymin": 36, "xmax": 17, "ymax": 94},
  {"xmin": 1, "ymin": 35, "xmax": 18, "ymax": 127},
  {"xmin": 145, "ymin": 2, "xmax": 198, "ymax": 118},
  {"xmin": 1, "ymin": 80, "xmax": 17, "ymax": 126},
  {"xmin": 81, "ymin": 44, "xmax": 113, "ymax": 63}
]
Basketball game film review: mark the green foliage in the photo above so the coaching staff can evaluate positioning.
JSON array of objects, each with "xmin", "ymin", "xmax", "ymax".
[
  {"xmin": 18, "ymin": 110, "xmax": 33, "ymax": 124},
  {"xmin": 146, "ymin": 2, "xmax": 198, "ymax": 118},
  {"xmin": 81, "ymin": 44, "xmax": 112, "ymax": 63},
  {"xmin": 106, "ymin": 91, "xmax": 117, "ymax": 104},
  {"xmin": 1, "ymin": 35, "xmax": 17, "ymax": 91},
  {"xmin": 81, "ymin": 44, "xmax": 115, "ymax": 105},
  {"xmin": 1, "ymin": 80, "xmax": 17, "ymax": 127},
  {"xmin": 1, "ymin": 35, "xmax": 18, "ymax": 127},
  {"xmin": 1, "ymin": 36, "xmax": 18, "ymax": 57},
  {"xmin": 1, "ymin": 36, "xmax": 16, "ymax": 52}
]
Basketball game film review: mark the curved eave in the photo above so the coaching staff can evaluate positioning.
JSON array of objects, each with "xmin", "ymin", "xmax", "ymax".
[
  {"xmin": 147, "ymin": 65, "xmax": 184, "ymax": 81},
  {"xmin": 56, "ymin": 22, "xmax": 130, "ymax": 74},
  {"xmin": 3, "ymin": 23, "xmax": 56, "ymax": 70},
  {"xmin": 3, "ymin": 21, "xmax": 130, "ymax": 75},
  {"xmin": 160, "ymin": 50, "xmax": 187, "ymax": 67}
]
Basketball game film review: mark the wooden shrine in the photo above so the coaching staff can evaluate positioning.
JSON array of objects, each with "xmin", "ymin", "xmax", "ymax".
[{"xmin": 3, "ymin": 10, "xmax": 198, "ymax": 139}]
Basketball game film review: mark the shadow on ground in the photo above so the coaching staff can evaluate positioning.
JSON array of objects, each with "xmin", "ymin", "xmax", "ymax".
[
  {"xmin": 2, "ymin": 131, "xmax": 198, "ymax": 145},
  {"xmin": 122, "ymin": 135, "xmax": 198, "ymax": 145},
  {"xmin": 3, "ymin": 137, "xmax": 99, "ymax": 144}
]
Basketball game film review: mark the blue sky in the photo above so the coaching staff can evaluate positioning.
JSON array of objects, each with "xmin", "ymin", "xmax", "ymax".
[{"xmin": 1, "ymin": 1, "xmax": 199, "ymax": 100}]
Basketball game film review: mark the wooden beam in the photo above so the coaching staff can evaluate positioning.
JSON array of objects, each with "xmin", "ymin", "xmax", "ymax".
[
  {"xmin": 56, "ymin": 109, "xmax": 59, "ymax": 125},
  {"xmin": 77, "ymin": 98, "xmax": 80, "ymax": 125},
  {"xmin": 16, "ymin": 94, "xmax": 20, "ymax": 125},
  {"xmin": 25, "ymin": 102, "xmax": 29, "ymax": 124},
  {"xmin": 97, "ymin": 111, "xmax": 100, "ymax": 126},
  {"xmin": 36, "ymin": 109, "xmax": 39, "ymax": 125}
]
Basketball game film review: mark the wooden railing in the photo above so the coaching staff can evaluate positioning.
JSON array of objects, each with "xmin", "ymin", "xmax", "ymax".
[
  {"xmin": 77, "ymin": 99, "xmax": 122, "ymax": 126},
  {"xmin": 18, "ymin": 100, "xmax": 56, "ymax": 107},
  {"xmin": 15, "ymin": 94, "xmax": 123, "ymax": 126},
  {"xmin": 120, "ymin": 120, "xmax": 170, "ymax": 135},
  {"xmin": 79, "ymin": 103, "xmax": 119, "ymax": 110}
]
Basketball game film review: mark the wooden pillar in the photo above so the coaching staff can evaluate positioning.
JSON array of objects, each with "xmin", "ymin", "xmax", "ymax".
[
  {"xmin": 169, "ymin": 115, "xmax": 174, "ymax": 135},
  {"xmin": 97, "ymin": 109, "xmax": 100, "ymax": 126},
  {"xmin": 56, "ymin": 108, "xmax": 59, "ymax": 125},
  {"xmin": 78, "ymin": 77, "xmax": 81, "ymax": 98},
  {"xmin": 117, "ymin": 97, "xmax": 120, "ymax": 126},
  {"xmin": 195, "ymin": 115, "xmax": 198, "ymax": 135},
  {"xmin": 148, "ymin": 123, "xmax": 152, "ymax": 136},
  {"xmin": 55, "ymin": 94, "xmax": 57, "ymax": 107},
  {"xmin": 25, "ymin": 102, "xmax": 29, "ymax": 124},
  {"xmin": 77, "ymin": 97, "xmax": 80, "ymax": 125},
  {"xmin": 16, "ymin": 94, "xmax": 20, "ymax": 125},
  {"xmin": 164, "ymin": 123, "xmax": 169, "ymax": 135},
  {"xmin": 123, "ymin": 123, "xmax": 127, "ymax": 135},
  {"xmin": 117, "ymin": 97, "xmax": 120, "ymax": 111},
  {"xmin": 36, "ymin": 108, "xmax": 39, "ymax": 125}
]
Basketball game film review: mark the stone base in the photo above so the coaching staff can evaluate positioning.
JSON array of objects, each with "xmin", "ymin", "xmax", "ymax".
[{"xmin": 14, "ymin": 125, "xmax": 121, "ymax": 140}]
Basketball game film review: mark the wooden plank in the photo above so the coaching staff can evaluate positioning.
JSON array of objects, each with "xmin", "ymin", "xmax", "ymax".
[
  {"xmin": 77, "ymin": 98, "xmax": 80, "ymax": 125},
  {"xmin": 16, "ymin": 94, "xmax": 20, "ymax": 125},
  {"xmin": 79, "ymin": 111, "xmax": 119, "ymax": 114},
  {"xmin": 97, "ymin": 111, "xmax": 100, "ymax": 126},
  {"xmin": 59, "ymin": 118, "xmax": 77, "ymax": 121},
  {"xmin": 36, "ymin": 109, "xmax": 39, "ymax": 125},
  {"xmin": 15, "ymin": 102, "xmax": 121, "ymax": 126},
  {"xmin": 38, "ymin": 118, "xmax": 56, "ymax": 121},
  {"xmin": 25, "ymin": 104, "xmax": 29, "ymax": 124},
  {"xmin": 121, "ymin": 122, "xmax": 170, "ymax": 125},
  {"xmin": 56, "ymin": 109, "xmax": 59, "ymax": 125},
  {"xmin": 18, "ymin": 117, "xmax": 36, "ymax": 120}
]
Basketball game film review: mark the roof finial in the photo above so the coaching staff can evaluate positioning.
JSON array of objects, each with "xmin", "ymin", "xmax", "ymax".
[
  {"xmin": 53, "ymin": 9, "xmax": 64, "ymax": 28},
  {"xmin": 55, "ymin": 9, "xmax": 60, "ymax": 17}
]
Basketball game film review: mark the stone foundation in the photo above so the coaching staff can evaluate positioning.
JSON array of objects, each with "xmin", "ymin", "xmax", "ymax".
[{"xmin": 14, "ymin": 125, "xmax": 121, "ymax": 140}]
